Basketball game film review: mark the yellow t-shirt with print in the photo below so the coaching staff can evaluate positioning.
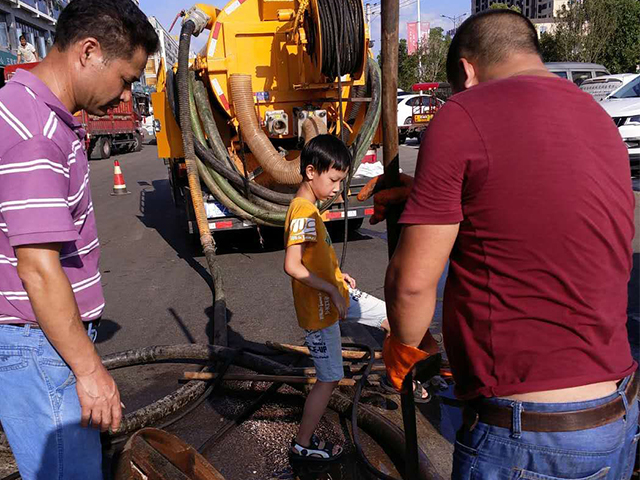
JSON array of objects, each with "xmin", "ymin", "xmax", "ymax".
[{"xmin": 285, "ymin": 197, "xmax": 349, "ymax": 330}]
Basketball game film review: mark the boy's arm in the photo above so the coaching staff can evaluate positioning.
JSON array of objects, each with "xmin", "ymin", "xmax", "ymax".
[{"xmin": 284, "ymin": 243, "xmax": 347, "ymax": 318}]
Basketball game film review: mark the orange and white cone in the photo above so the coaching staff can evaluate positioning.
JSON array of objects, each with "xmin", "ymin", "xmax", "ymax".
[{"xmin": 111, "ymin": 160, "xmax": 130, "ymax": 196}]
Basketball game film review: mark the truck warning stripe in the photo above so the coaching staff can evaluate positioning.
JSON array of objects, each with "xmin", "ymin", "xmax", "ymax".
[
  {"xmin": 208, "ymin": 22, "xmax": 222, "ymax": 57},
  {"xmin": 212, "ymin": 79, "xmax": 230, "ymax": 111},
  {"xmin": 225, "ymin": 0, "xmax": 248, "ymax": 15}
]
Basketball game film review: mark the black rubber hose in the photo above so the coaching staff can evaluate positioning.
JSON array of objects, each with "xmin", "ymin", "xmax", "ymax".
[
  {"xmin": 191, "ymin": 74, "xmax": 237, "ymax": 174},
  {"xmin": 194, "ymin": 140, "xmax": 294, "ymax": 206},
  {"xmin": 178, "ymin": 19, "xmax": 228, "ymax": 346}
]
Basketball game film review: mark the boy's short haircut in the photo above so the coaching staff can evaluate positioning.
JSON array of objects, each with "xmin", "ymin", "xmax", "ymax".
[
  {"xmin": 19, "ymin": 35, "xmax": 25, "ymax": 41},
  {"xmin": 300, "ymin": 134, "xmax": 352, "ymax": 179}
]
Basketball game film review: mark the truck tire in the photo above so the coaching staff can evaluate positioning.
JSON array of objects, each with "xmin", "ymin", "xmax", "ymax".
[
  {"xmin": 134, "ymin": 132, "xmax": 143, "ymax": 152},
  {"xmin": 98, "ymin": 137, "xmax": 112, "ymax": 159},
  {"xmin": 399, "ymin": 132, "xmax": 407, "ymax": 144}
]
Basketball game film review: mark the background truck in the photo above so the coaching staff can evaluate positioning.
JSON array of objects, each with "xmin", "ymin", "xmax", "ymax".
[{"xmin": 3, "ymin": 62, "xmax": 147, "ymax": 159}]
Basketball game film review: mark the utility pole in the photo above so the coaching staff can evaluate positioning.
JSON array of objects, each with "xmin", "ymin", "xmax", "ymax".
[
  {"xmin": 381, "ymin": 0, "xmax": 401, "ymax": 258},
  {"xmin": 416, "ymin": 0, "xmax": 422, "ymax": 78}
]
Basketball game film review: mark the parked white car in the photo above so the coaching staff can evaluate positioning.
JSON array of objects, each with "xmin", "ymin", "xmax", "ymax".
[
  {"xmin": 397, "ymin": 94, "xmax": 443, "ymax": 143},
  {"xmin": 601, "ymin": 75, "xmax": 640, "ymax": 175},
  {"xmin": 580, "ymin": 74, "xmax": 639, "ymax": 102}
]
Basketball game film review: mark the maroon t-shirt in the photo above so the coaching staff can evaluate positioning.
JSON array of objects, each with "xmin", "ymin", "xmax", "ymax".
[{"xmin": 401, "ymin": 75, "xmax": 637, "ymax": 399}]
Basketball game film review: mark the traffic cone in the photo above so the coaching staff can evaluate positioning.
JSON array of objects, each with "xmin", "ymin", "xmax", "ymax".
[{"xmin": 111, "ymin": 159, "xmax": 130, "ymax": 196}]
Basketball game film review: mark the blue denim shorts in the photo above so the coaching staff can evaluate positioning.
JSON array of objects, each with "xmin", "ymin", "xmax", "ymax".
[
  {"xmin": 0, "ymin": 323, "xmax": 102, "ymax": 480},
  {"xmin": 304, "ymin": 289, "xmax": 387, "ymax": 383},
  {"xmin": 453, "ymin": 374, "xmax": 640, "ymax": 480},
  {"xmin": 304, "ymin": 322, "xmax": 344, "ymax": 382}
]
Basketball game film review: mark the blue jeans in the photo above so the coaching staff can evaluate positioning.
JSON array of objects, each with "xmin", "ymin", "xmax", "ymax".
[
  {"xmin": 0, "ymin": 324, "xmax": 102, "ymax": 480},
  {"xmin": 453, "ymin": 375, "xmax": 640, "ymax": 480}
]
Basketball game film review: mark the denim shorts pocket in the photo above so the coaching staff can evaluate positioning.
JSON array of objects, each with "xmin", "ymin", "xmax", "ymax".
[
  {"xmin": 513, "ymin": 466, "xmax": 609, "ymax": 480},
  {"xmin": 0, "ymin": 347, "xmax": 28, "ymax": 372}
]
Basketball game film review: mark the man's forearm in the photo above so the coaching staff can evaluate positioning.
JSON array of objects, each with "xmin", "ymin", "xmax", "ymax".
[
  {"xmin": 385, "ymin": 265, "xmax": 437, "ymax": 347},
  {"xmin": 20, "ymin": 261, "xmax": 102, "ymax": 376}
]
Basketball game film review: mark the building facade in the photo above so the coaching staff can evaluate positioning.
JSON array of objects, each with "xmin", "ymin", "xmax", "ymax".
[
  {"xmin": 471, "ymin": 0, "xmax": 569, "ymax": 20},
  {"xmin": 0, "ymin": 0, "xmax": 70, "ymax": 67},
  {"xmin": 144, "ymin": 16, "xmax": 179, "ymax": 89}
]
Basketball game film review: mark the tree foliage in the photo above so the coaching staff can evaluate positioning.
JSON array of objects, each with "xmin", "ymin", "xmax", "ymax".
[
  {"xmin": 540, "ymin": 0, "xmax": 640, "ymax": 73},
  {"xmin": 377, "ymin": 39, "xmax": 419, "ymax": 91},
  {"xmin": 377, "ymin": 29, "xmax": 453, "ymax": 90},
  {"xmin": 489, "ymin": 2, "xmax": 522, "ymax": 13},
  {"xmin": 416, "ymin": 27, "xmax": 452, "ymax": 83}
]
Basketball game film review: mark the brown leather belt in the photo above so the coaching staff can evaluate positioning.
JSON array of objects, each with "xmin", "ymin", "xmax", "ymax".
[{"xmin": 463, "ymin": 373, "xmax": 639, "ymax": 433}]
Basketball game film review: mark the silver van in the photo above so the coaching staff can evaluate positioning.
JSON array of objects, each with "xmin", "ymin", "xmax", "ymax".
[{"xmin": 544, "ymin": 62, "xmax": 611, "ymax": 86}]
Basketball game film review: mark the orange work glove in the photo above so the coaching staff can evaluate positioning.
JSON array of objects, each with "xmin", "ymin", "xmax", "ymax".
[
  {"xmin": 383, "ymin": 334, "xmax": 430, "ymax": 391},
  {"xmin": 358, "ymin": 173, "xmax": 414, "ymax": 225}
]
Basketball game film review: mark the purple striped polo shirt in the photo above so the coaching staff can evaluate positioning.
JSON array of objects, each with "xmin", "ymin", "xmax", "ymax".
[{"xmin": 0, "ymin": 70, "xmax": 104, "ymax": 324}]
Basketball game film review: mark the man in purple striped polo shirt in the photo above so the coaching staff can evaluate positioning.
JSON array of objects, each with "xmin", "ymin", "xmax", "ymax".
[{"xmin": 0, "ymin": 1, "xmax": 157, "ymax": 478}]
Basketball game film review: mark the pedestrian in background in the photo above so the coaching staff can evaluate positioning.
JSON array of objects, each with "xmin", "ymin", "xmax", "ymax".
[
  {"xmin": 0, "ymin": 0, "xmax": 158, "ymax": 478},
  {"xmin": 17, "ymin": 34, "xmax": 38, "ymax": 63},
  {"xmin": 383, "ymin": 10, "xmax": 638, "ymax": 479}
]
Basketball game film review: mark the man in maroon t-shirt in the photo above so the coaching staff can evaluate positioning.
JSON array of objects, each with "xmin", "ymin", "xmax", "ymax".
[{"xmin": 384, "ymin": 10, "xmax": 638, "ymax": 479}]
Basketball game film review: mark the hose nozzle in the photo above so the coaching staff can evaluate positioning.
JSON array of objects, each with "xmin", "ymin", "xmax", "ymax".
[{"xmin": 183, "ymin": 6, "xmax": 210, "ymax": 37}]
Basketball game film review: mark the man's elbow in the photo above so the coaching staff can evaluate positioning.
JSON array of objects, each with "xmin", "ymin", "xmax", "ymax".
[
  {"xmin": 17, "ymin": 260, "xmax": 47, "ymax": 288},
  {"xmin": 16, "ymin": 254, "xmax": 58, "ymax": 288},
  {"xmin": 385, "ymin": 263, "xmax": 435, "ymax": 301}
]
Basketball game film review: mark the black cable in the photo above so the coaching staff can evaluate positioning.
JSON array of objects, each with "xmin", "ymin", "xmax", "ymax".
[
  {"xmin": 335, "ymin": 0, "xmax": 349, "ymax": 270},
  {"xmin": 310, "ymin": 0, "xmax": 365, "ymax": 81},
  {"xmin": 346, "ymin": 343, "xmax": 400, "ymax": 480}
]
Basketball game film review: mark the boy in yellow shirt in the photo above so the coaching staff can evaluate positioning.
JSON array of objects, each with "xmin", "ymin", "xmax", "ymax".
[{"xmin": 284, "ymin": 135, "xmax": 430, "ymax": 462}]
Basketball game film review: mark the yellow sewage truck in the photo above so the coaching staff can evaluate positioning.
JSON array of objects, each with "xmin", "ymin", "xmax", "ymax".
[{"xmin": 151, "ymin": 0, "xmax": 382, "ymax": 236}]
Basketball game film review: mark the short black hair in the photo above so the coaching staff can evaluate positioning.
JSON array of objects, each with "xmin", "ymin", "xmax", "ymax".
[
  {"xmin": 19, "ymin": 35, "xmax": 25, "ymax": 41},
  {"xmin": 54, "ymin": 0, "xmax": 159, "ymax": 59},
  {"xmin": 300, "ymin": 134, "xmax": 352, "ymax": 179},
  {"xmin": 446, "ymin": 10, "xmax": 541, "ymax": 90}
]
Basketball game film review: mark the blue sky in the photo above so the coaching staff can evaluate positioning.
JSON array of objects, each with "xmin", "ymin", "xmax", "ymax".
[{"xmin": 138, "ymin": 0, "xmax": 470, "ymax": 53}]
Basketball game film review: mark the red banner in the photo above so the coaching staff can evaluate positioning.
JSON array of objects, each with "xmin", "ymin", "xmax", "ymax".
[
  {"xmin": 407, "ymin": 22, "xmax": 430, "ymax": 55},
  {"xmin": 407, "ymin": 22, "xmax": 418, "ymax": 54}
]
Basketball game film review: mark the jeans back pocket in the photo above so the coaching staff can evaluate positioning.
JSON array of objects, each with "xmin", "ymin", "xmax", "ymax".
[
  {"xmin": 514, "ymin": 466, "xmax": 609, "ymax": 480},
  {"xmin": 0, "ymin": 347, "xmax": 27, "ymax": 372}
]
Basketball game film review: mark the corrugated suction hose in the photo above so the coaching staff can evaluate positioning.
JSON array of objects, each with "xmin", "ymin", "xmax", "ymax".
[{"xmin": 230, "ymin": 74, "xmax": 303, "ymax": 185}]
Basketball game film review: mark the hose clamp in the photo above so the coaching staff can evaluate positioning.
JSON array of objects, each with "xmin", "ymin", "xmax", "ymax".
[{"xmin": 183, "ymin": 7, "xmax": 210, "ymax": 37}]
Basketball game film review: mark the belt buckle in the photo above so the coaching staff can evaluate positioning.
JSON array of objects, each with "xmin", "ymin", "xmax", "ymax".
[{"xmin": 463, "ymin": 406, "xmax": 480, "ymax": 432}]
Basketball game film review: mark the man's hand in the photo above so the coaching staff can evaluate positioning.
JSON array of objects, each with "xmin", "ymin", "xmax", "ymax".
[
  {"xmin": 76, "ymin": 365, "xmax": 122, "ymax": 432},
  {"xmin": 342, "ymin": 273, "xmax": 357, "ymax": 289},
  {"xmin": 357, "ymin": 173, "xmax": 414, "ymax": 225},
  {"xmin": 330, "ymin": 288, "xmax": 348, "ymax": 319}
]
